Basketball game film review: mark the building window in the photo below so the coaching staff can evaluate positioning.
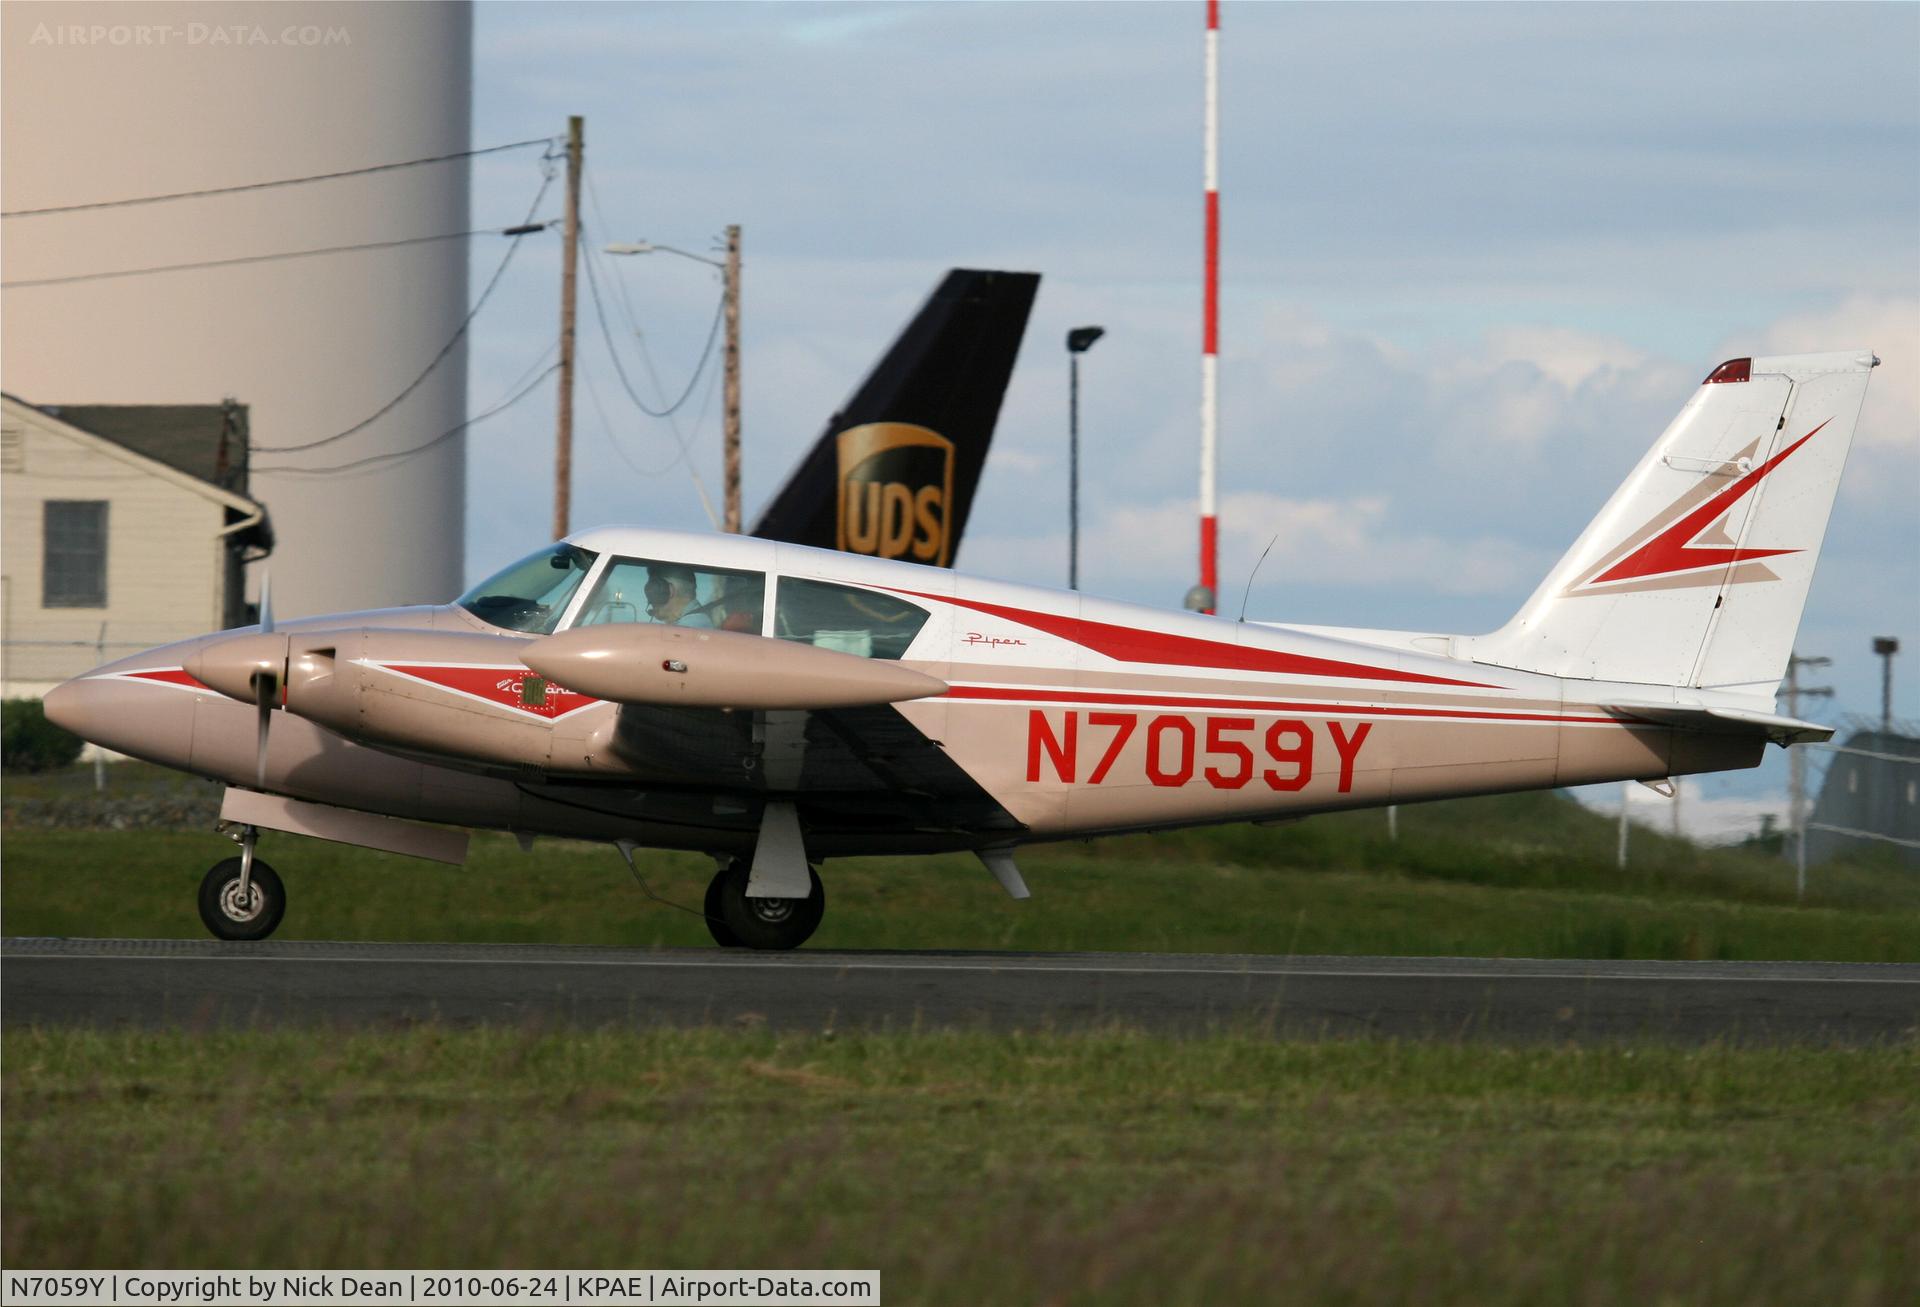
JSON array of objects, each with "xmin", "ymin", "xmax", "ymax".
[{"xmin": 43, "ymin": 500, "xmax": 108, "ymax": 608}]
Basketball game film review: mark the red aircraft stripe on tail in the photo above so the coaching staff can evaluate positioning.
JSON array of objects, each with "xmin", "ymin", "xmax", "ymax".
[
  {"xmin": 882, "ymin": 589, "xmax": 1495, "ymax": 688},
  {"xmin": 1588, "ymin": 419, "xmax": 1828, "ymax": 585}
]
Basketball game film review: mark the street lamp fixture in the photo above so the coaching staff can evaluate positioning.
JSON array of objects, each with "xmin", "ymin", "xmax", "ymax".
[
  {"xmin": 604, "ymin": 228, "xmax": 745, "ymax": 532},
  {"xmin": 1066, "ymin": 326, "xmax": 1105, "ymax": 590},
  {"xmin": 603, "ymin": 240, "xmax": 722, "ymax": 268}
]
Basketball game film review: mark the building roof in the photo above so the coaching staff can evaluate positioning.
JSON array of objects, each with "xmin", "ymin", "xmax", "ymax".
[
  {"xmin": 2, "ymin": 394, "xmax": 272, "ymax": 552},
  {"xmin": 35, "ymin": 400, "xmax": 250, "ymax": 495}
]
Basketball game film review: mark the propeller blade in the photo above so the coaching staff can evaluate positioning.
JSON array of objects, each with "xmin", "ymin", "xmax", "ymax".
[
  {"xmin": 250, "ymin": 669, "xmax": 277, "ymax": 789},
  {"xmin": 259, "ymin": 571, "xmax": 275, "ymax": 635}
]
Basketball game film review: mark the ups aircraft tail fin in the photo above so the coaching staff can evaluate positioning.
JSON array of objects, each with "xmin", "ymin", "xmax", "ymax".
[
  {"xmin": 1469, "ymin": 350, "xmax": 1876, "ymax": 699},
  {"xmin": 750, "ymin": 268, "xmax": 1040, "ymax": 567}
]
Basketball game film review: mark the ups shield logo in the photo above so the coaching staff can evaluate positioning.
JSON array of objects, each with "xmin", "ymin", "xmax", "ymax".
[{"xmin": 836, "ymin": 423, "xmax": 955, "ymax": 566}]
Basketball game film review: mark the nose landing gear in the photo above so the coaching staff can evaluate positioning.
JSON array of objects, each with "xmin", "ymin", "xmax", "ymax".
[{"xmin": 199, "ymin": 824, "xmax": 286, "ymax": 941}]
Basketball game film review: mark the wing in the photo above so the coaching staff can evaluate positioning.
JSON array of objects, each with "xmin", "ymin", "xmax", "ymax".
[{"xmin": 529, "ymin": 702, "xmax": 1024, "ymax": 852}]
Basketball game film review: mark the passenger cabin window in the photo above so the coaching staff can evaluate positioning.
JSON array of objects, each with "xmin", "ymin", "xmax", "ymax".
[
  {"xmin": 575, "ymin": 558, "xmax": 766, "ymax": 633},
  {"xmin": 774, "ymin": 578, "xmax": 929, "ymax": 660},
  {"xmin": 457, "ymin": 544, "xmax": 598, "ymax": 634}
]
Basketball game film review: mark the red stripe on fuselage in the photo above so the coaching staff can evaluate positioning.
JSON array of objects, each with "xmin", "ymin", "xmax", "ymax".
[
  {"xmin": 882, "ymin": 588, "xmax": 1496, "ymax": 688},
  {"xmin": 122, "ymin": 668, "xmax": 210, "ymax": 691},
  {"xmin": 376, "ymin": 662, "xmax": 600, "ymax": 719}
]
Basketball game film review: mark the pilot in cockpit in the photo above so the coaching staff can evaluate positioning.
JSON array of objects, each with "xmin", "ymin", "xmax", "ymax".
[{"xmin": 643, "ymin": 565, "xmax": 715, "ymax": 627}]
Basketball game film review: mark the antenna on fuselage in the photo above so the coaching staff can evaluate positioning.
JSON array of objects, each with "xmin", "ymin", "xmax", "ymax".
[{"xmin": 1237, "ymin": 534, "xmax": 1278, "ymax": 623}]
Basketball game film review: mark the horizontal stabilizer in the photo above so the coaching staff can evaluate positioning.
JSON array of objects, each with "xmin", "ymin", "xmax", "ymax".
[{"xmin": 1605, "ymin": 701, "xmax": 1833, "ymax": 747}]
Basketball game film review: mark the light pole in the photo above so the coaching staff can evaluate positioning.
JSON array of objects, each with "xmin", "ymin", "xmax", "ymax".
[
  {"xmin": 1786, "ymin": 651, "xmax": 1834, "ymax": 898},
  {"xmin": 1066, "ymin": 326, "xmax": 1105, "ymax": 590},
  {"xmin": 1873, "ymin": 637, "xmax": 1901, "ymax": 732},
  {"xmin": 604, "ymin": 226, "xmax": 743, "ymax": 532}
]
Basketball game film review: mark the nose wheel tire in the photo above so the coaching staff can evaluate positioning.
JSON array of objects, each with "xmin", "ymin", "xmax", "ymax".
[
  {"xmin": 198, "ymin": 856, "xmax": 286, "ymax": 941},
  {"xmin": 711, "ymin": 862, "xmax": 824, "ymax": 951}
]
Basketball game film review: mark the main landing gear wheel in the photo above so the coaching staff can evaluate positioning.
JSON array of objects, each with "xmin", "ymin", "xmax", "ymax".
[
  {"xmin": 704, "ymin": 866, "xmax": 742, "ymax": 948},
  {"xmin": 710, "ymin": 861, "xmax": 825, "ymax": 951},
  {"xmin": 198, "ymin": 856, "xmax": 286, "ymax": 941}
]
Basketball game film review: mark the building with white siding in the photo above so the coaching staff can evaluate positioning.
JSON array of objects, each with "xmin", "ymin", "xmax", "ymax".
[
  {"xmin": 1, "ymin": 394, "xmax": 272, "ymax": 698},
  {"xmin": 2, "ymin": 2, "xmax": 472, "ymax": 619}
]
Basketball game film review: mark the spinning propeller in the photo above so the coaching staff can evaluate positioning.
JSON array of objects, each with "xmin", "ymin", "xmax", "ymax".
[
  {"xmin": 182, "ymin": 573, "xmax": 291, "ymax": 791},
  {"xmin": 251, "ymin": 574, "xmax": 276, "ymax": 788}
]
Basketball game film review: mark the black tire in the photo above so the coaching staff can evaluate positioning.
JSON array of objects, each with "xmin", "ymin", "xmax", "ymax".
[
  {"xmin": 197, "ymin": 856, "xmax": 286, "ymax": 941},
  {"xmin": 717, "ymin": 862, "xmax": 825, "ymax": 951},
  {"xmin": 704, "ymin": 866, "xmax": 742, "ymax": 948}
]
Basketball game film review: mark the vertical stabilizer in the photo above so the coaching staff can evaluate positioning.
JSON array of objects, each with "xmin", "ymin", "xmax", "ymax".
[
  {"xmin": 751, "ymin": 268, "xmax": 1040, "ymax": 567},
  {"xmin": 1469, "ymin": 350, "xmax": 1875, "ymax": 697}
]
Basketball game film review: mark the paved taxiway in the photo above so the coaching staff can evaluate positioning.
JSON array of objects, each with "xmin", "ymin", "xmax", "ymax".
[{"xmin": 5, "ymin": 938, "xmax": 1915, "ymax": 1043}]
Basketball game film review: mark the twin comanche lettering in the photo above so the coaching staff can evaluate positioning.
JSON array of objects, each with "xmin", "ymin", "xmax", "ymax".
[{"xmin": 1028, "ymin": 710, "xmax": 1371, "ymax": 792}]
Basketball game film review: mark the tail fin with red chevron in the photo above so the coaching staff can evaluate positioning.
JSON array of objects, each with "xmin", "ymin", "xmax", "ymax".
[{"xmin": 1469, "ymin": 350, "xmax": 1877, "ymax": 699}]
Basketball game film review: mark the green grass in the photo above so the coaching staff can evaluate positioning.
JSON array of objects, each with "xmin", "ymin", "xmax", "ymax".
[
  {"xmin": 5, "ymin": 1026, "xmax": 1915, "ymax": 1302},
  {"xmin": 5, "ymin": 767, "xmax": 1917, "ymax": 960}
]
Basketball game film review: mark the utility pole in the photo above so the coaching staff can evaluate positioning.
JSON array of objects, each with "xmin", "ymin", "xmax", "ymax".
[
  {"xmin": 722, "ymin": 224, "xmax": 742, "ymax": 533},
  {"xmin": 553, "ymin": 114, "xmax": 583, "ymax": 542},
  {"xmin": 1785, "ymin": 651, "xmax": 1833, "ymax": 899}
]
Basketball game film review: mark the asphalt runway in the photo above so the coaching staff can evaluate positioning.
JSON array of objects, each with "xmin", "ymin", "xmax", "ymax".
[{"xmin": 5, "ymin": 937, "xmax": 1916, "ymax": 1043}]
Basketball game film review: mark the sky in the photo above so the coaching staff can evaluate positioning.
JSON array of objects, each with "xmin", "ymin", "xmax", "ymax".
[{"xmin": 459, "ymin": 1, "xmax": 1919, "ymax": 844}]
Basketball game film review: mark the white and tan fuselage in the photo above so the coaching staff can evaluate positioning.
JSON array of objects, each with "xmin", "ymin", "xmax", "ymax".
[{"xmin": 49, "ymin": 537, "xmax": 1760, "ymax": 860}]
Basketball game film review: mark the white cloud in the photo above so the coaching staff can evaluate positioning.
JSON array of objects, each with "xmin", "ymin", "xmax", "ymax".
[
  {"xmin": 964, "ymin": 489, "xmax": 1550, "ymax": 609},
  {"xmin": 1732, "ymin": 295, "xmax": 1919, "ymax": 453}
]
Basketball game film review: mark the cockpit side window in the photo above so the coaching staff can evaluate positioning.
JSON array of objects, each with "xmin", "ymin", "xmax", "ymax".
[
  {"xmin": 457, "ymin": 544, "xmax": 598, "ymax": 634},
  {"xmin": 573, "ymin": 557, "xmax": 767, "ymax": 633},
  {"xmin": 773, "ymin": 578, "xmax": 929, "ymax": 660}
]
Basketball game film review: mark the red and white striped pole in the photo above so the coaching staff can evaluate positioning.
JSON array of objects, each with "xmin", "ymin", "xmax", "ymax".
[{"xmin": 1197, "ymin": 0, "xmax": 1221, "ymax": 613}]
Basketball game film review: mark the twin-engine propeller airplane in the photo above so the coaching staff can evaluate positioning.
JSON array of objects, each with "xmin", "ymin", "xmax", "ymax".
[{"xmin": 47, "ymin": 350, "xmax": 1875, "ymax": 949}]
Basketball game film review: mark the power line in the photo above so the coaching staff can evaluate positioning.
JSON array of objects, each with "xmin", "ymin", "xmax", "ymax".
[
  {"xmin": 578, "ymin": 218, "xmax": 725, "ymax": 419},
  {"xmin": 2, "ymin": 225, "xmax": 541, "ymax": 290},
  {"xmin": 253, "ymin": 358, "xmax": 560, "ymax": 478},
  {"xmin": 253, "ymin": 169, "xmax": 557, "ymax": 455},
  {"xmin": 580, "ymin": 354, "xmax": 720, "ymax": 527},
  {"xmin": 1, "ymin": 137, "xmax": 557, "ymax": 218},
  {"xmin": 585, "ymin": 166, "xmax": 652, "ymax": 343},
  {"xmin": 500, "ymin": 339, "xmax": 563, "ymax": 400}
]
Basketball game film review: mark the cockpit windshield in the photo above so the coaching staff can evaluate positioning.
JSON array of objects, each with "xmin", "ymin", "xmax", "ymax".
[{"xmin": 457, "ymin": 544, "xmax": 598, "ymax": 634}]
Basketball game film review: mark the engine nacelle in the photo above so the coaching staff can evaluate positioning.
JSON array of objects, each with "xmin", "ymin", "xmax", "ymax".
[
  {"xmin": 184, "ymin": 623, "xmax": 946, "ymax": 781},
  {"xmin": 522, "ymin": 623, "xmax": 946, "ymax": 710}
]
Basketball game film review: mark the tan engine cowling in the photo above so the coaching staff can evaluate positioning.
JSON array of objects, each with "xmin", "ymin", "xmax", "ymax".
[
  {"xmin": 274, "ymin": 628, "xmax": 570, "ymax": 772},
  {"xmin": 183, "ymin": 632, "xmax": 290, "ymax": 704},
  {"xmin": 523, "ymin": 623, "xmax": 947, "ymax": 710}
]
